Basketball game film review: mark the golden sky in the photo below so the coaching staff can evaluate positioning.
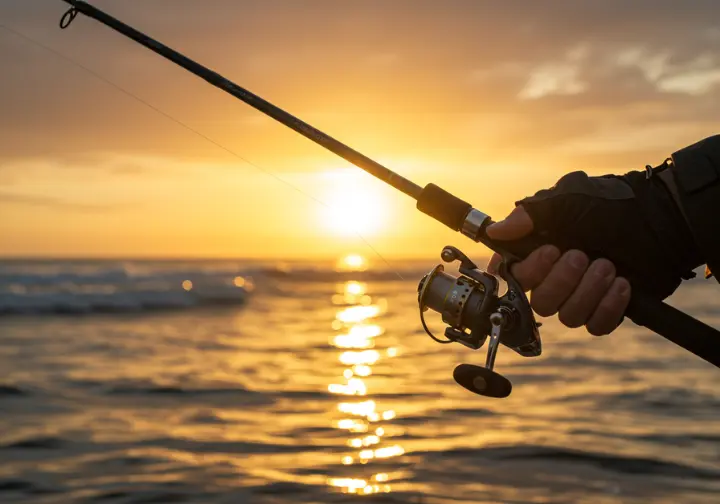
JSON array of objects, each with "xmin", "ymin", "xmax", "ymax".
[{"xmin": 1, "ymin": 0, "xmax": 719, "ymax": 259}]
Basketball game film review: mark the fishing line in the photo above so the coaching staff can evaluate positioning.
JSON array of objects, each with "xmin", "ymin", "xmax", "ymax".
[{"xmin": 0, "ymin": 23, "xmax": 404, "ymax": 280}]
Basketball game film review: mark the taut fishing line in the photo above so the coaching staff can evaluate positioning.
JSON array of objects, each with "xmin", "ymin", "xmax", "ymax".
[{"xmin": 0, "ymin": 22, "xmax": 404, "ymax": 280}]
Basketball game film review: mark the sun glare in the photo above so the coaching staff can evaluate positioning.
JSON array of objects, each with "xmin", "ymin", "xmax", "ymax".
[
  {"xmin": 319, "ymin": 170, "xmax": 388, "ymax": 237},
  {"xmin": 343, "ymin": 254, "xmax": 366, "ymax": 269}
]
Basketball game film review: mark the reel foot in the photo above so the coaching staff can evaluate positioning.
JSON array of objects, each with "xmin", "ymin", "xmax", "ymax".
[{"xmin": 453, "ymin": 364, "xmax": 512, "ymax": 398}]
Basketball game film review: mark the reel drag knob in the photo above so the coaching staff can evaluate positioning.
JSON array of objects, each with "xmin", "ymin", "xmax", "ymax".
[{"xmin": 453, "ymin": 364, "xmax": 512, "ymax": 398}]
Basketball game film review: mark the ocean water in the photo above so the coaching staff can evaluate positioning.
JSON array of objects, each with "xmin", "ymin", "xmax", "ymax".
[{"xmin": 0, "ymin": 258, "xmax": 719, "ymax": 504}]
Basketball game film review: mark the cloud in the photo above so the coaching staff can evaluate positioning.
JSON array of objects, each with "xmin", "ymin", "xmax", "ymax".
[
  {"xmin": 517, "ymin": 44, "xmax": 589, "ymax": 99},
  {"xmin": 518, "ymin": 65, "xmax": 587, "ymax": 100},
  {"xmin": 0, "ymin": 0, "xmax": 718, "ymax": 173}
]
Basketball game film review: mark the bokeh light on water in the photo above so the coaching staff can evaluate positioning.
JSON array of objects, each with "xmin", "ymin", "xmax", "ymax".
[{"xmin": 327, "ymin": 279, "xmax": 403, "ymax": 496}]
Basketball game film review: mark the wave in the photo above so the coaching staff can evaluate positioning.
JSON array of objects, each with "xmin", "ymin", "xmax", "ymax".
[
  {"xmin": 0, "ymin": 287, "xmax": 248, "ymax": 316},
  {"xmin": 1, "ymin": 436, "xmax": 65, "ymax": 450},
  {"xmin": 0, "ymin": 260, "xmax": 424, "ymax": 316},
  {"xmin": 492, "ymin": 445, "xmax": 720, "ymax": 480},
  {"xmin": 0, "ymin": 385, "xmax": 28, "ymax": 396},
  {"xmin": 0, "ymin": 261, "xmax": 421, "ymax": 288},
  {"xmin": 596, "ymin": 387, "xmax": 720, "ymax": 415},
  {"xmin": 1, "ymin": 433, "xmax": 335, "ymax": 456},
  {"xmin": 0, "ymin": 480, "xmax": 35, "ymax": 492},
  {"xmin": 68, "ymin": 378, "xmax": 269, "ymax": 399},
  {"xmin": 105, "ymin": 384, "xmax": 260, "ymax": 397},
  {"xmin": 89, "ymin": 490, "xmax": 204, "ymax": 503},
  {"xmin": 0, "ymin": 479, "xmax": 54, "ymax": 495},
  {"xmin": 637, "ymin": 433, "xmax": 720, "ymax": 446},
  {"xmin": 425, "ymin": 444, "xmax": 719, "ymax": 480},
  {"xmin": 130, "ymin": 437, "xmax": 340, "ymax": 455}
]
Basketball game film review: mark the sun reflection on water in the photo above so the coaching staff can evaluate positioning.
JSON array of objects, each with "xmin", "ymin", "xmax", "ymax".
[
  {"xmin": 336, "ymin": 305, "xmax": 381, "ymax": 323},
  {"xmin": 326, "ymin": 272, "xmax": 404, "ymax": 495},
  {"xmin": 332, "ymin": 324, "xmax": 382, "ymax": 349}
]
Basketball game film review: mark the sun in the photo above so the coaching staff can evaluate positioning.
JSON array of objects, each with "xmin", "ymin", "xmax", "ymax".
[
  {"xmin": 318, "ymin": 169, "xmax": 388, "ymax": 237},
  {"xmin": 337, "ymin": 254, "xmax": 367, "ymax": 271},
  {"xmin": 344, "ymin": 255, "xmax": 366, "ymax": 270}
]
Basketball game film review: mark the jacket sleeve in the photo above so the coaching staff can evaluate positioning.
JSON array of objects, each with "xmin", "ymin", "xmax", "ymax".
[{"xmin": 669, "ymin": 135, "xmax": 720, "ymax": 281}]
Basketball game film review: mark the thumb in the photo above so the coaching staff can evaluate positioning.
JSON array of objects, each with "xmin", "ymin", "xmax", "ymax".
[{"xmin": 486, "ymin": 205, "xmax": 534, "ymax": 240}]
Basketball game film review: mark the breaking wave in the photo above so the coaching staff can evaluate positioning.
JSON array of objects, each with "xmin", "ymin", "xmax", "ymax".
[
  {"xmin": 0, "ymin": 260, "xmax": 423, "ymax": 316},
  {"xmin": 0, "ymin": 261, "xmax": 252, "ymax": 316}
]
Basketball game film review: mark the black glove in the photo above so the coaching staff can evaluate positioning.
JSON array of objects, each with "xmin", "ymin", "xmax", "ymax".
[{"xmin": 516, "ymin": 166, "xmax": 704, "ymax": 300}]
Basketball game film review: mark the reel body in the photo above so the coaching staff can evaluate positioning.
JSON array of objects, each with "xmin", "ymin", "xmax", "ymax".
[{"xmin": 417, "ymin": 246, "xmax": 541, "ymax": 398}]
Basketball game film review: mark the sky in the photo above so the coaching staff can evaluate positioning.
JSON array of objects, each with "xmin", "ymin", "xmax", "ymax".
[{"xmin": 1, "ymin": 0, "xmax": 719, "ymax": 260}]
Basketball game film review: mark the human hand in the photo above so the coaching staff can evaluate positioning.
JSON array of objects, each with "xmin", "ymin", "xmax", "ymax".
[
  {"xmin": 485, "ymin": 206, "xmax": 631, "ymax": 336},
  {"xmin": 482, "ymin": 167, "xmax": 702, "ymax": 336}
]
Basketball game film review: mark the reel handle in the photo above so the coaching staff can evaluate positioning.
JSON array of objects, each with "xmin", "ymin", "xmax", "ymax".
[
  {"xmin": 454, "ymin": 364, "xmax": 512, "ymax": 398},
  {"xmin": 475, "ymin": 224, "xmax": 720, "ymax": 368}
]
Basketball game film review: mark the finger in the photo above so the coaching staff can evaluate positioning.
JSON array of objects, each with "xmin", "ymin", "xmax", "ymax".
[
  {"xmin": 585, "ymin": 277, "xmax": 632, "ymax": 336},
  {"xmin": 558, "ymin": 259, "xmax": 616, "ymax": 328},
  {"xmin": 485, "ymin": 206, "xmax": 534, "ymax": 241},
  {"xmin": 509, "ymin": 245, "xmax": 561, "ymax": 291},
  {"xmin": 530, "ymin": 249, "xmax": 589, "ymax": 317},
  {"xmin": 487, "ymin": 253, "xmax": 504, "ymax": 275},
  {"xmin": 486, "ymin": 244, "xmax": 560, "ymax": 289}
]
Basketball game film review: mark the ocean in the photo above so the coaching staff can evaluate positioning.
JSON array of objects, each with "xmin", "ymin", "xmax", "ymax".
[{"xmin": 0, "ymin": 258, "xmax": 719, "ymax": 503}]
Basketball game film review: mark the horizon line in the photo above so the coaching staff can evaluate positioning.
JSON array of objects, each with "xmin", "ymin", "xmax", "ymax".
[{"xmin": 0, "ymin": 254, "xmax": 479, "ymax": 263}]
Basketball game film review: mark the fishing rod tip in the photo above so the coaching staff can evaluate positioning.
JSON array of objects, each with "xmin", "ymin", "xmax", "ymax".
[{"xmin": 59, "ymin": 4, "xmax": 79, "ymax": 30}]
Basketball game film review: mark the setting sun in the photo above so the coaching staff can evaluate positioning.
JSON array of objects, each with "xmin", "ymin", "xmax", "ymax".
[
  {"xmin": 342, "ymin": 254, "xmax": 367, "ymax": 270},
  {"xmin": 318, "ymin": 169, "xmax": 389, "ymax": 237}
]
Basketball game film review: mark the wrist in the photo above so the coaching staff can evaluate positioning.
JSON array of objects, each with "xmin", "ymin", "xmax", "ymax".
[
  {"xmin": 657, "ymin": 166, "xmax": 691, "ymax": 228},
  {"xmin": 656, "ymin": 166, "xmax": 707, "ymax": 277},
  {"xmin": 664, "ymin": 135, "xmax": 720, "ymax": 279}
]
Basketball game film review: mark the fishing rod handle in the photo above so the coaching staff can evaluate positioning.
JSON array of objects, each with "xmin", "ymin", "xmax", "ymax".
[
  {"xmin": 480, "ymin": 227, "xmax": 720, "ymax": 368},
  {"xmin": 416, "ymin": 183, "xmax": 720, "ymax": 368}
]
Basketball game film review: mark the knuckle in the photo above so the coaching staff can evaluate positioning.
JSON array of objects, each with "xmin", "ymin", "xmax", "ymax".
[
  {"xmin": 554, "ymin": 271, "xmax": 583, "ymax": 294},
  {"xmin": 538, "ymin": 245, "xmax": 561, "ymax": 265},
  {"xmin": 515, "ymin": 250, "xmax": 554, "ymax": 290},
  {"xmin": 554, "ymin": 256, "xmax": 588, "ymax": 290}
]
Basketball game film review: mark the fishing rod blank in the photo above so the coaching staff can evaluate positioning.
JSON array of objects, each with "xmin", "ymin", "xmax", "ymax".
[
  {"xmin": 56, "ymin": 0, "xmax": 720, "ymax": 370},
  {"xmin": 58, "ymin": 1, "xmax": 421, "ymax": 200}
]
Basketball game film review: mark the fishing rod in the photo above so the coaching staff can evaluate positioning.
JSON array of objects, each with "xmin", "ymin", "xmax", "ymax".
[{"xmin": 56, "ymin": 0, "xmax": 720, "ymax": 397}]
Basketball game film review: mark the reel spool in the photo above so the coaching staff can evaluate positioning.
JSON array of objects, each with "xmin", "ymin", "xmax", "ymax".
[{"xmin": 417, "ymin": 246, "xmax": 542, "ymax": 398}]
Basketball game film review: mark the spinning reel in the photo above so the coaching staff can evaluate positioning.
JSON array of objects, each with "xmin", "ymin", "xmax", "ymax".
[{"xmin": 418, "ymin": 246, "xmax": 542, "ymax": 398}]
